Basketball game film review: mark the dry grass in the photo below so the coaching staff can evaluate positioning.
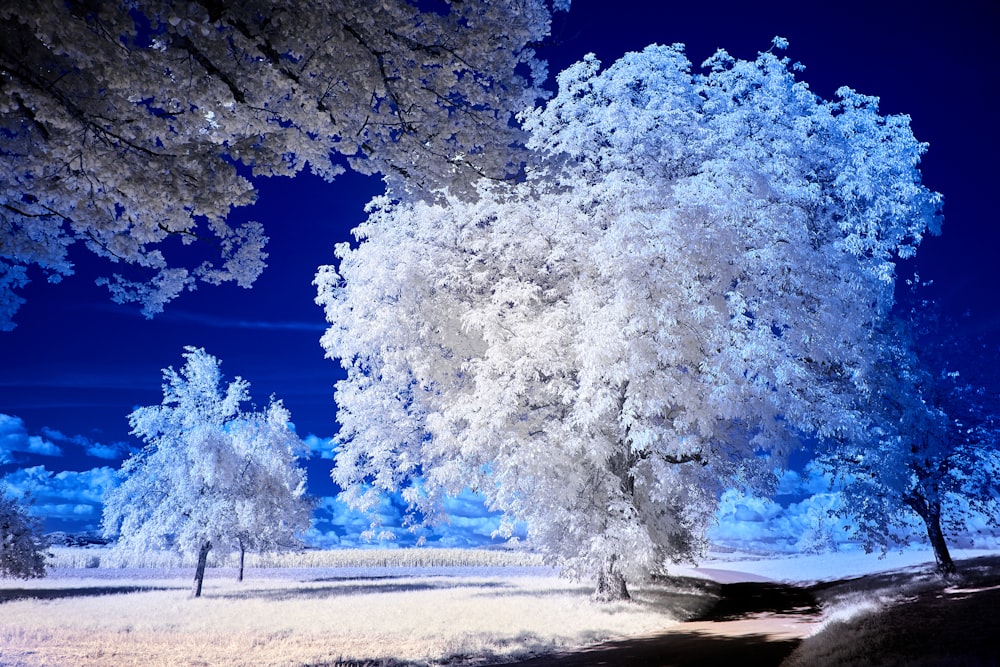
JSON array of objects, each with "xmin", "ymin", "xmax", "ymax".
[
  {"xmin": 0, "ymin": 561, "xmax": 706, "ymax": 666},
  {"xmin": 13, "ymin": 549, "xmax": 998, "ymax": 666}
]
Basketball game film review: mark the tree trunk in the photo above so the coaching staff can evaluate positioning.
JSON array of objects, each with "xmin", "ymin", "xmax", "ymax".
[
  {"xmin": 237, "ymin": 541, "xmax": 245, "ymax": 583},
  {"xmin": 593, "ymin": 556, "xmax": 630, "ymax": 602},
  {"xmin": 192, "ymin": 541, "xmax": 211, "ymax": 598},
  {"xmin": 922, "ymin": 502, "xmax": 957, "ymax": 577}
]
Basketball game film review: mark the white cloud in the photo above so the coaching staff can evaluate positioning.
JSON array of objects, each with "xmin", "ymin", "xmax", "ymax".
[
  {"xmin": 710, "ymin": 462, "xmax": 922, "ymax": 555},
  {"xmin": 442, "ymin": 489, "xmax": 498, "ymax": 519},
  {"xmin": 33, "ymin": 503, "xmax": 95, "ymax": 517},
  {"xmin": 774, "ymin": 463, "xmax": 840, "ymax": 497},
  {"xmin": 0, "ymin": 414, "xmax": 62, "ymax": 462},
  {"xmin": 39, "ymin": 426, "xmax": 68, "ymax": 441},
  {"xmin": 84, "ymin": 441, "xmax": 133, "ymax": 459},
  {"xmin": 303, "ymin": 434, "xmax": 337, "ymax": 460},
  {"xmin": 27, "ymin": 435, "xmax": 62, "ymax": 456},
  {"xmin": 306, "ymin": 489, "xmax": 525, "ymax": 549},
  {"xmin": 279, "ymin": 467, "xmax": 1000, "ymax": 555},
  {"xmin": 2, "ymin": 465, "xmax": 118, "ymax": 528},
  {"xmin": 2, "ymin": 414, "xmax": 133, "ymax": 462}
]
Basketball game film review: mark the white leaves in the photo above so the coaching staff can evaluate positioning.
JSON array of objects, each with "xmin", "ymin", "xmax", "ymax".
[
  {"xmin": 320, "ymin": 39, "xmax": 941, "ymax": 582},
  {"xmin": 0, "ymin": 0, "xmax": 563, "ymax": 329},
  {"xmin": 102, "ymin": 347, "xmax": 311, "ymax": 558},
  {"xmin": 96, "ymin": 268, "xmax": 195, "ymax": 319},
  {"xmin": 0, "ymin": 264, "xmax": 29, "ymax": 332}
]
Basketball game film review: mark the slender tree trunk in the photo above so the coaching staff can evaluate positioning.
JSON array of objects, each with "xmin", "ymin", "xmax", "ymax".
[
  {"xmin": 237, "ymin": 541, "xmax": 245, "ymax": 583},
  {"xmin": 921, "ymin": 502, "xmax": 957, "ymax": 577},
  {"xmin": 192, "ymin": 541, "xmax": 211, "ymax": 598},
  {"xmin": 593, "ymin": 555, "xmax": 630, "ymax": 602},
  {"xmin": 909, "ymin": 492, "xmax": 957, "ymax": 577}
]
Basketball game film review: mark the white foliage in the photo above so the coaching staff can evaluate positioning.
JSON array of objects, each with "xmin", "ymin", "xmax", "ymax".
[
  {"xmin": 316, "ymin": 42, "xmax": 940, "ymax": 585},
  {"xmin": 0, "ymin": 0, "xmax": 566, "ymax": 328},
  {"xmin": 101, "ymin": 347, "xmax": 311, "ymax": 561}
]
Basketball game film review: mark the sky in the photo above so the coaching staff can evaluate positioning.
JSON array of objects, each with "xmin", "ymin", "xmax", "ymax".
[{"xmin": 1, "ymin": 0, "xmax": 998, "ymax": 549}]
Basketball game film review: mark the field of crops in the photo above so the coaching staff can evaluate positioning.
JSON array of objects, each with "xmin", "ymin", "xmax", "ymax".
[{"xmin": 46, "ymin": 545, "xmax": 547, "ymax": 570}]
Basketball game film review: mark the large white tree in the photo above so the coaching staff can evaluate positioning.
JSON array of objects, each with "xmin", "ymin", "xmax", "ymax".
[
  {"xmin": 316, "ymin": 40, "xmax": 941, "ymax": 598},
  {"xmin": 0, "ymin": 483, "xmax": 49, "ymax": 579},
  {"xmin": 0, "ymin": 0, "xmax": 567, "ymax": 329},
  {"xmin": 102, "ymin": 346, "xmax": 311, "ymax": 597}
]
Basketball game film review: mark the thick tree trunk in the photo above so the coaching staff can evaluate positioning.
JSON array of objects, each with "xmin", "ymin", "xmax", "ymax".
[
  {"xmin": 237, "ymin": 542, "xmax": 245, "ymax": 583},
  {"xmin": 922, "ymin": 504, "xmax": 957, "ymax": 577},
  {"xmin": 192, "ymin": 541, "xmax": 211, "ymax": 598},
  {"xmin": 593, "ymin": 556, "xmax": 630, "ymax": 602}
]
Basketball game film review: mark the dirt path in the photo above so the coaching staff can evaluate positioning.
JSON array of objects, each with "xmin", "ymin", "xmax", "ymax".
[{"xmin": 501, "ymin": 582, "xmax": 821, "ymax": 667}]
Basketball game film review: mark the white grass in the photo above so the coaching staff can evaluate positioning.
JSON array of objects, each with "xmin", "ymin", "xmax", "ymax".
[
  {"xmin": 807, "ymin": 591, "xmax": 895, "ymax": 635},
  {"xmin": 0, "ymin": 551, "xmax": 698, "ymax": 667},
  {"xmin": 6, "ymin": 546, "xmax": 996, "ymax": 666}
]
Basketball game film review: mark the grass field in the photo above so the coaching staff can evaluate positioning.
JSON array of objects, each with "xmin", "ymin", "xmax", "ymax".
[
  {"xmin": 1, "ymin": 547, "xmax": 998, "ymax": 666},
  {"xmin": 0, "ymin": 549, "xmax": 711, "ymax": 666}
]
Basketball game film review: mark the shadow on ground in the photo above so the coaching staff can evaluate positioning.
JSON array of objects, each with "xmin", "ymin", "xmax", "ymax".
[
  {"xmin": 782, "ymin": 555, "xmax": 1000, "ymax": 667},
  {"xmin": 505, "ymin": 556, "xmax": 1000, "ymax": 667},
  {"xmin": 215, "ymin": 578, "xmax": 509, "ymax": 602},
  {"xmin": 0, "ymin": 585, "xmax": 172, "ymax": 603},
  {"xmin": 500, "ymin": 579, "xmax": 818, "ymax": 666},
  {"xmin": 497, "ymin": 630, "xmax": 799, "ymax": 667},
  {"xmin": 697, "ymin": 581, "xmax": 821, "ymax": 621}
]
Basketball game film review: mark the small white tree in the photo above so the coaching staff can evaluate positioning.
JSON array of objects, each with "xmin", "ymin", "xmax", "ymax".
[
  {"xmin": 102, "ymin": 346, "xmax": 311, "ymax": 597},
  {"xmin": 317, "ymin": 41, "xmax": 941, "ymax": 598},
  {"xmin": 1, "ymin": 483, "xmax": 49, "ymax": 579},
  {"xmin": 229, "ymin": 401, "xmax": 314, "ymax": 582}
]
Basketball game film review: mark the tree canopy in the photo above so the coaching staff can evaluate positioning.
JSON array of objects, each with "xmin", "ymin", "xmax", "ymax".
[
  {"xmin": 821, "ymin": 300, "xmax": 1000, "ymax": 575},
  {"xmin": 102, "ymin": 346, "xmax": 311, "ymax": 596},
  {"xmin": 0, "ymin": 0, "xmax": 567, "ymax": 329},
  {"xmin": 316, "ymin": 40, "xmax": 941, "ymax": 597},
  {"xmin": 1, "ymin": 483, "xmax": 49, "ymax": 579}
]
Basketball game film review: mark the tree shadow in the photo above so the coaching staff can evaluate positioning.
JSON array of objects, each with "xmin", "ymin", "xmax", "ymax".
[
  {"xmin": 215, "ymin": 577, "xmax": 510, "ymax": 602},
  {"xmin": 500, "ymin": 630, "xmax": 800, "ymax": 666},
  {"xmin": 694, "ymin": 581, "xmax": 820, "ymax": 621},
  {"xmin": 0, "ymin": 585, "xmax": 173, "ymax": 604},
  {"xmin": 808, "ymin": 553, "xmax": 1000, "ymax": 607},
  {"xmin": 500, "ymin": 577, "xmax": 817, "ymax": 666},
  {"xmin": 784, "ymin": 557, "xmax": 1000, "ymax": 667},
  {"xmin": 636, "ymin": 575, "xmax": 723, "ymax": 620}
]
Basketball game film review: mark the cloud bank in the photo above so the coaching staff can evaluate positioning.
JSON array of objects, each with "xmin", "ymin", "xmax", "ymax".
[
  {"xmin": 3, "ymin": 465, "xmax": 119, "ymax": 532},
  {"xmin": 304, "ymin": 488, "xmax": 526, "ymax": 550},
  {"xmin": 5, "ymin": 415, "xmax": 999, "ymax": 555},
  {"xmin": 303, "ymin": 434, "xmax": 337, "ymax": 460},
  {"xmin": 0, "ymin": 414, "xmax": 62, "ymax": 462}
]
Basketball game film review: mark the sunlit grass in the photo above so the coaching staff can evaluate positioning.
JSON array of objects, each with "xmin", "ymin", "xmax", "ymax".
[
  {"xmin": 9, "ymin": 548, "xmax": 997, "ymax": 665},
  {"xmin": 0, "ymin": 552, "xmax": 702, "ymax": 666}
]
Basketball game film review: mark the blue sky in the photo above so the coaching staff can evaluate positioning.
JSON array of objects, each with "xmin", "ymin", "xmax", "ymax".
[{"xmin": 1, "ymin": 0, "xmax": 998, "ymax": 550}]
